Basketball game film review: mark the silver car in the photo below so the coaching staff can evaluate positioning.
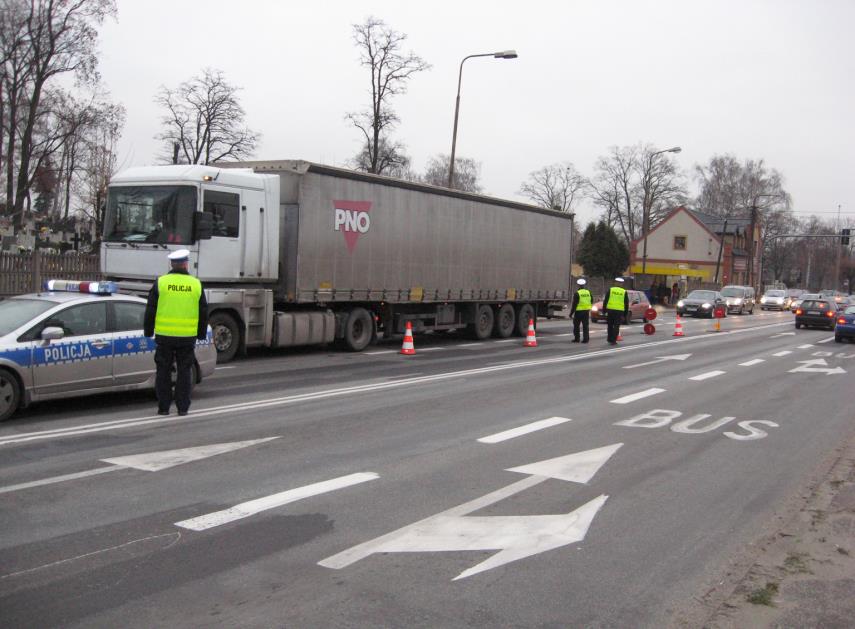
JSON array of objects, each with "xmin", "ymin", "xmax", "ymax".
[{"xmin": 0, "ymin": 286, "xmax": 216, "ymax": 421}]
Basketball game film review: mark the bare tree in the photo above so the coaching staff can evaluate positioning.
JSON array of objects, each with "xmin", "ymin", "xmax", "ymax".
[
  {"xmin": 589, "ymin": 145, "xmax": 640, "ymax": 242},
  {"xmin": 422, "ymin": 154, "xmax": 482, "ymax": 192},
  {"xmin": 1, "ymin": 0, "xmax": 115, "ymax": 229},
  {"xmin": 155, "ymin": 68, "xmax": 259, "ymax": 165},
  {"xmin": 694, "ymin": 154, "xmax": 791, "ymax": 218},
  {"xmin": 637, "ymin": 144, "xmax": 686, "ymax": 233},
  {"xmin": 519, "ymin": 162, "xmax": 586, "ymax": 213},
  {"xmin": 347, "ymin": 16, "xmax": 429, "ymax": 175}
]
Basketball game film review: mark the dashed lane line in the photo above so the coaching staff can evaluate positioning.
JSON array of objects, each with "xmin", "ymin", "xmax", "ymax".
[
  {"xmin": 797, "ymin": 344, "xmax": 814, "ymax": 349},
  {"xmin": 739, "ymin": 359, "xmax": 765, "ymax": 367},
  {"xmin": 610, "ymin": 388, "xmax": 666, "ymax": 404},
  {"xmin": 688, "ymin": 370, "xmax": 726, "ymax": 381},
  {"xmin": 773, "ymin": 350, "xmax": 793, "ymax": 357},
  {"xmin": 817, "ymin": 337, "xmax": 835, "ymax": 344},
  {"xmin": 477, "ymin": 417, "xmax": 572, "ymax": 444}
]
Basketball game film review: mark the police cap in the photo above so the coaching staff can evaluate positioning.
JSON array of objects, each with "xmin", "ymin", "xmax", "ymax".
[{"xmin": 168, "ymin": 249, "xmax": 190, "ymax": 262}]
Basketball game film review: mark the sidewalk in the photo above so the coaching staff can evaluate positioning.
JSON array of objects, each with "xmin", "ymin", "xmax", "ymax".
[{"xmin": 683, "ymin": 429, "xmax": 855, "ymax": 627}]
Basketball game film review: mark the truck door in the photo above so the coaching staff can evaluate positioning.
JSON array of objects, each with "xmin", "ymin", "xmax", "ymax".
[{"xmin": 197, "ymin": 187, "xmax": 243, "ymax": 280}]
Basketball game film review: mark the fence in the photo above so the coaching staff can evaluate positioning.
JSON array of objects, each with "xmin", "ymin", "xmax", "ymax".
[{"xmin": 0, "ymin": 251, "xmax": 101, "ymax": 297}]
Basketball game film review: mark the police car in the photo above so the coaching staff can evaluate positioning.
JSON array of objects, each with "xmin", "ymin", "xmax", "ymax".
[{"xmin": 0, "ymin": 280, "xmax": 216, "ymax": 421}]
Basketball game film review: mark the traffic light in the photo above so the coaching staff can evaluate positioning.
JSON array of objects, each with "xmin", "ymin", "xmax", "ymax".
[{"xmin": 843, "ymin": 228, "xmax": 851, "ymax": 246}]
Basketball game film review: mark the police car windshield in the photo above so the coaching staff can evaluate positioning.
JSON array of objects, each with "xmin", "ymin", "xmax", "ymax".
[
  {"xmin": 103, "ymin": 185, "xmax": 197, "ymax": 245},
  {"xmin": 0, "ymin": 298, "xmax": 57, "ymax": 336}
]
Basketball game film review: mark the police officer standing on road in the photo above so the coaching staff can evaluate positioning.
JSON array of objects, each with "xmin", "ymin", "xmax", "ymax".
[
  {"xmin": 570, "ymin": 278, "xmax": 592, "ymax": 343},
  {"xmin": 604, "ymin": 277, "xmax": 629, "ymax": 345},
  {"xmin": 144, "ymin": 249, "xmax": 208, "ymax": 416}
]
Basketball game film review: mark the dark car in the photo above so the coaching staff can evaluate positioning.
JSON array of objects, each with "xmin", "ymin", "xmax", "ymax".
[
  {"xmin": 676, "ymin": 290, "xmax": 726, "ymax": 318},
  {"xmin": 835, "ymin": 305, "xmax": 855, "ymax": 342},
  {"xmin": 790, "ymin": 293, "xmax": 819, "ymax": 312},
  {"xmin": 794, "ymin": 298, "xmax": 839, "ymax": 330},
  {"xmin": 590, "ymin": 289, "xmax": 651, "ymax": 324}
]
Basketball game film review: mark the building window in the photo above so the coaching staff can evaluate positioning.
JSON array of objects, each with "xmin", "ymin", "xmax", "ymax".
[{"xmin": 673, "ymin": 235, "xmax": 687, "ymax": 250}]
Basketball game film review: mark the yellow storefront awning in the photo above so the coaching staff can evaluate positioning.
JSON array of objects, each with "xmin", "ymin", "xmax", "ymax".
[{"xmin": 629, "ymin": 263, "xmax": 711, "ymax": 279}]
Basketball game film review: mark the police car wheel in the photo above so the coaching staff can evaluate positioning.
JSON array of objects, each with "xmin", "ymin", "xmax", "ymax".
[{"xmin": 0, "ymin": 369, "xmax": 21, "ymax": 422}]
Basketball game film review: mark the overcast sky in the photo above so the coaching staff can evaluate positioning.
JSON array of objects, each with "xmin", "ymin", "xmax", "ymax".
[{"xmin": 97, "ymin": 0, "xmax": 854, "ymax": 226}]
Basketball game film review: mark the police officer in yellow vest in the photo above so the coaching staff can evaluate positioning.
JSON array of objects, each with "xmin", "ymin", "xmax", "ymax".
[
  {"xmin": 570, "ymin": 278, "xmax": 592, "ymax": 343},
  {"xmin": 604, "ymin": 277, "xmax": 629, "ymax": 345},
  {"xmin": 144, "ymin": 249, "xmax": 208, "ymax": 416}
]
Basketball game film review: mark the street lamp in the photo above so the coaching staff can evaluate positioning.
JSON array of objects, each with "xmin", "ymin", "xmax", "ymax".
[
  {"xmin": 447, "ymin": 50, "xmax": 518, "ymax": 189},
  {"xmin": 640, "ymin": 146, "xmax": 681, "ymax": 275}
]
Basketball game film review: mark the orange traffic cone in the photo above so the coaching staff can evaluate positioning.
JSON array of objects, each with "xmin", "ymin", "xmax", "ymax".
[
  {"xmin": 523, "ymin": 319, "xmax": 538, "ymax": 347},
  {"xmin": 710, "ymin": 318, "xmax": 721, "ymax": 333},
  {"xmin": 673, "ymin": 314, "xmax": 685, "ymax": 337},
  {"xmin": 400, "ymin": 321, "xmax": 416, "ymax": 355}
]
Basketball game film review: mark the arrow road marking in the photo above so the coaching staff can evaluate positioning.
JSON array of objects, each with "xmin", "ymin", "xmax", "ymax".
[
  {"xmin": 175, "ymin": 472, "xmax": 379, "ymax": 531},
  {"xmin": 0, "ymin": 437, "xmax": 280, "ymax": 495},
  {"xmin": 477, "ymin": 417, "xmax": 572, "ymax": 444},
  {"xmin": 788, "ymin": 359, "xmax": 846, "ymax": 375},
  {"xmin": 319, "ymin": 444, "xmax": 621, "ymax": 580},
  {"xmin": 623, "ymin": 353, "xmax": 692, "ymax": 369}
]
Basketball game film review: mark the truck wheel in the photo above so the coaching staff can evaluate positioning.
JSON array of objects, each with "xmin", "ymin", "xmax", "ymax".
[
  {"xmin": 0, "ymin": 369, "xmax": 21, "ymax": 422},
  {"xmin": 209, "ymin": 311, "xmax": 240, "ymax": 363},
  {"xmin": 493, "ymin": 304, "xmax": 516, "ymax": 338},
  {"xmin": 514, "ymin": 303, "xmax": 535, "ymax": 336},
  {"xmin": 344, "ymin": 308, "xmax": 374, "ymax": 351},
  {"xmin": 470, "ymin": 304, "xmax": 495, "ymax": 340}
]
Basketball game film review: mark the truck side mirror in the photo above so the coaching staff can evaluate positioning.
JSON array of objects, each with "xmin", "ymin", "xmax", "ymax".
[{"xmin": 194, "ymin": 211, "xmax": 214, "ymax": 240}]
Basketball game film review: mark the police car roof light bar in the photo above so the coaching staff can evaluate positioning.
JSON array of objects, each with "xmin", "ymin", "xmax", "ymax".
[{"xmin": 43, "ymin": 279, "xmax": 117, "ymax": 295}]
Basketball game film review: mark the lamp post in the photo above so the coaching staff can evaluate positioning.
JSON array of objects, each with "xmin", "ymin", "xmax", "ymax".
[
  {"xmin": 447, "ymin": 50, "xmax": 518, "ymax": 189},
  {"xmin": 640, "ymin": 146, "xmax": 681, "ymax": 275}
]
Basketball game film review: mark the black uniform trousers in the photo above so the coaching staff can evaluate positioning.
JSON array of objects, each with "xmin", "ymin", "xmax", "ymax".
[
  {"xmin": 154, "ymin": 336, "xmax": 196, "ymax": 413},
  {"xmin": 606, "ymin": 310, "xmax": 624, "ymax": 343},
  {"xmin": 573, "ymin": 311, "xmax": 590, "ymax": 342}
]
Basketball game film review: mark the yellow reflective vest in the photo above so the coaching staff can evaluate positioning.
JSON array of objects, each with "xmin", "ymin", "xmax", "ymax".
[
  {"xmin": 576, "ymin": 288, "xmax": 592, "ymax": 311},
  {"xmin": 154, "ymin": 273, "xmax": 202, "ymax": 337},
  {"xmin": 606, "ymin": 286, "xmax": 627, "ymax": 311}
]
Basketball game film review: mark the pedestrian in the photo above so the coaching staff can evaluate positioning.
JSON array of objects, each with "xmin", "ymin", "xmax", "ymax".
[
  {"xmin": 144, "ymin": 249, "xmax": 208, "ymax": 416},
  {"xmin": 570, "ymin": 278, "xmax": 592, "ymax": 343},
  {"xmin": 671, "ymin": 282, "xmax": 680, "ymax": 305},
  {"xmin": 604, "ymin": 277, "xmax": 629, "ymax": 345}
]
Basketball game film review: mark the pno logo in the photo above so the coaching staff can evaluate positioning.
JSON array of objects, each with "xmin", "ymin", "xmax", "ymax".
[{"xmin": 333, "ymin": 200, "xmax": 372, "ymax": 253}]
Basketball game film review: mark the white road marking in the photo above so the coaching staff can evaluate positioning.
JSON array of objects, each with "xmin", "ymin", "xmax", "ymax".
[
  {"xmin": 816, "ymin": 337, "xmax": 835, "ymax": 344},
  {"xmin": 788, "ymin": 359, "xmax": 846, "ymax": 375},
  {"xmin": 0, "ymin": 466, "xmax": 117, "ymax": 495},
  {"xmin": 458, "ymin": 343, "xmax": 484, "ymax": 347},
  {"xmin": 0, "ymin": 438, "xmax": 280, "ymax": 495},
  {"xmin": 797, "ymin": 344, "xmax": 814, "ymax": 349},
  {"xmin": 418, "ymin": 347, "xmax": 444, "ymax": 352},
  {"xmin": 0, "ymin": 321, "xmax": 794, "ymax": 447},
  {"xmin": 623, "ymin": 353, "xmax": 692, "ymax": 369},
  {"xmin": 739, "ymin": 358, "xmax": 765, "ymax": 366},
  {"xmin": 610, "ymin": 388, "xmax": 666, "ymax": 404},
  {"xmin": 495, "ymin": 339, "xmax": 516, "ymax": 343},
  {"xmin": 175, "ymin": 472, "xmax": 379, "ymax": 531},
  {"xmin": 364, "ymin": 350, "xmax": 397, "ymax": 355},
  {"xmin": 688, "ymin": 370, "xmax": 726, "ymax": 381},
  {"xmin": 771, "ymin": 332, "xmax": 796, "ymax": 338},
  {"xmin": 772, "ymin": 350, "xmax": 792, "ymax": 357},
  {"xmin": 555, "ymin": 333, "xmax": 573, "ymax": 337},
  {"xmin": 478, "ymin": 417, "xmax": 572, "ymax": 444},
  {"xmin": 319, "ymin": 445, "xmax": 619, "ymax": 580},
  {"xmin": 214, "ymin": 366, "xmax": 236, "ymax": 370}
]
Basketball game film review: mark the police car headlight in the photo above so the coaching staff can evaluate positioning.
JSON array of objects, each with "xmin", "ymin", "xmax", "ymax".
[
  {"xmin": 702, "ymin": 302, "xmax": 712, "ymax": 308},
  {"xmin": 677, "ymin": 300, "xmax": 684, "ymax": 308}
]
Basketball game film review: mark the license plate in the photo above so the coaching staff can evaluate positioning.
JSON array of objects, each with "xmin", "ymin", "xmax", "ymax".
[
  {"xmin": 807, "ymin": 311, "xmax": 820, "ymax": 315},
  {"xmin": 686, "ymin": 306, "xmax": 697, "ymax": 311}
]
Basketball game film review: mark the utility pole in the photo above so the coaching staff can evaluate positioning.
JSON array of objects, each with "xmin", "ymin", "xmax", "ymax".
[
  {"xmin": 713, "ymin": 217, "xmax": 728, "ymax": 285},
  {"xmin": 834, "ymin": 204, "xmax": 842, "ymax": 291}
]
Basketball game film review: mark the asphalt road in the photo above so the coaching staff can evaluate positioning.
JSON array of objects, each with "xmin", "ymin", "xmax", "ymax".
[{"xmin": 1, "ymin": 310, "xmax": 852, "ymax": 628}]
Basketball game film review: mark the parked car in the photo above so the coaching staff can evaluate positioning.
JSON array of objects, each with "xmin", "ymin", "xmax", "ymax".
[
  {"xmin": 790, "ymin": 293, "xmax": 819, "ymax": 312},
  {"xmin": 590, "ymin": 290, "xmax": 651, "ymax": 324},
  {"xmin": 720, "ymin": 285, "xmax": 755, "ymax": 314},
  {"xmin": 835, "ymin": 306, "xmax": 855, "ymax": 342},
  {"xmin": 794, "ymin": 298, "xmax": 839, "ymax": 330},
  {"xmin": 676, "ymin": 290, "xmax": 726, "ymax": 318},
  {"xmin": 0, "ymin": 281, "xmax": 217, "ymax": 421},
  {"xmin": 760, "ymin": 289, "xmax": 791, "ymax": 311}
]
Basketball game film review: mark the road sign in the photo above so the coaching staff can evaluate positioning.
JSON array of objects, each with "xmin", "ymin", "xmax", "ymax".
[
  {"xmin": 714, "ymin": 305, "xmax": 726, "ymax": 318},
  {"xmin": 319, "ymin": 443, "xmax": 622, "ymax": 580},
  {"xmin": 643, "ymin": 323, "xmax": 655, "ymax": 335},
  {"xmin": 644, "ymin": 308, "xmax": 657, "ymax": 321}
]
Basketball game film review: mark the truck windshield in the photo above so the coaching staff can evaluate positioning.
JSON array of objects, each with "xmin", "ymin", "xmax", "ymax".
[{"xmin": 103, "ymin": 186, "xmax": 197, "ymax": 244}]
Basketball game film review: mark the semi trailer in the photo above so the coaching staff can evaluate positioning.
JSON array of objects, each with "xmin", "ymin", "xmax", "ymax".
[{"xmin": 101, "ymin": 160, "xmax": 572, "ymax": 362}]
